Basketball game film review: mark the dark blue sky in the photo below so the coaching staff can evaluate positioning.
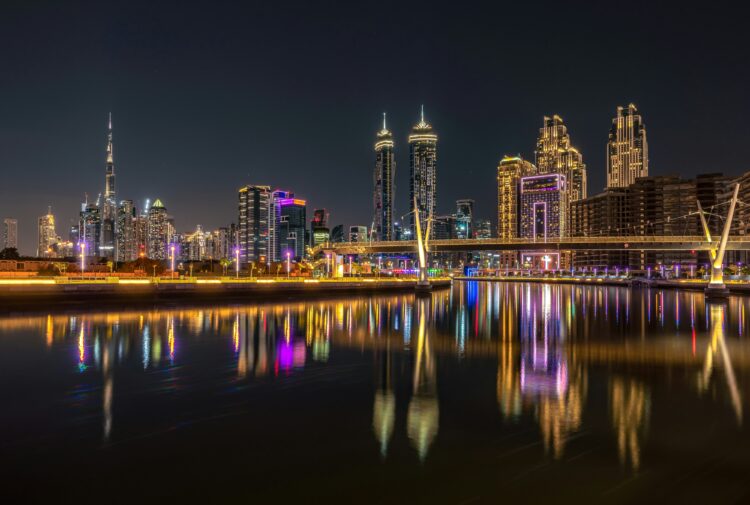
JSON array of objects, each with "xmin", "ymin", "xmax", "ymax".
[{"xmin": 1, "ymin": 1, "xmax": 748, "ymax": 254}]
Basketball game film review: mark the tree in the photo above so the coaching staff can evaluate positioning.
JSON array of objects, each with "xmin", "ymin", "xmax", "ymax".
[
  {"xmin": 0, "ymin": 247, "xmax": 20, "ymax": 260},
  {"xmin": 220, "ymin": 257, "xmax": 231, "ymax": 276}
]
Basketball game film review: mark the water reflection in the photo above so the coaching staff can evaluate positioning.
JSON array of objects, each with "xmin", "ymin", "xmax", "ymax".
[
  {"xmin": 407, "ymin": 298, "xmax": 439, "ymax": 461},
  {"xmin": 1, "ymin": 282, "xmax": 749, "ymax": 475}
]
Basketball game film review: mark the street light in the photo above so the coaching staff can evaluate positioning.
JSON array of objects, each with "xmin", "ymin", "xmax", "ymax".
[
  {"xmin": 170, "ymin": 244, "xmax": 176, "ymax": 279},
  {"xmin": 326, "ymin": 253, "xmax": 331, "ymax": 278},
  {"xmin": 79, "ymin": 242, "xmax": 86, "ymax": 277},
  {"xmin": 286, "ymin": 251, "xmax": 291, "ymax": 279},
  {"xmin": 235, "ymin": 248, "xmax": 240, "ymax": 279}
]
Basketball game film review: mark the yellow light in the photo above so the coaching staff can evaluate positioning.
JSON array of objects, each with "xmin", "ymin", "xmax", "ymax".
[
  {"xmin": 196, "ymin": 279, "xmax": 221, "ymax": 284},
  {"xmin": 119, "ymin": 279, "xmax": 151, "ymax": 284},
  {"xmin": 257, "ymin": 279, "xmax": 275, "ymax": 283},
  {"xmin": 0, "ymin": 279, "xmax": 56, "ymax": 285},
  {"xmin": 303, "ymin": 279, "xmax": 320, "ymax": 283}
]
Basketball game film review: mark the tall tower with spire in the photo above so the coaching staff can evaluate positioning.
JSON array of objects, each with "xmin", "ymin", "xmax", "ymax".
[
  {"xmin": 409, "ymin": 105, "xmax": 438, "ymax": 237},
  {"xmin": 101, "ymin": 113, "xmax": 116, "ymax": 258},
  {"xmin": 374, "ymin": 112, "xmax": 395, "ymax": 241}
]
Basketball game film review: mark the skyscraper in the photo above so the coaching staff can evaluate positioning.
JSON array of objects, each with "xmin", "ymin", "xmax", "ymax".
[
  {"xmin": 116, "ymin": 200, "xmax": 137, "ymax": 262},
  {"xmin": 3, "ymin": 218, "xmax": 17, "ymax": 250},
  {"xmin": 279, "ymin": 196, "xmax": 307, "ymax": 260},
  {"xmin": 147, "ymin": 199, "xmax": 169, "ymax": 260},
  {"xmin": 374, "ymin": 113, "xmax": 395, "ymax": 241},
  {"xmin": 100, "ymin": 113, "xmax": 116, "ymax": 259},
  {"xmin": 409, "ymin": 106, "xmax": 438, "ymax": 236},
  {"xmin": 37, "ymin": 207, "xmax": 58, "ymax": 258},
  {"xmin": 519, "ymin": 174, "xmax": 568, "ymax": 239},
  {"xmin": 268, "ymin": 189, "xmax": 291, "ymax": 262},
  {"xmin": 79, "ymin": 198, "xmax": 101, "ymax": 257},
  {"xmin": 455, "ymin": 199, "xmax": 474, "ymax": 239},
  {"xmin": 238, "ymin": 185, "xmax": 271, "ymax": 264},
  {"xmin": 497, "ymin": 156, "xmax": 537, "ymax": 241},
  {"xmin": 518, "ymin": 174, "xmax": 568, "ymax": 270},
  {"xmin": 607, "ymin": 104, "xmax": 648, "ymax": 188},
  {"xmin": 310, "ymin": 208, "xmax": 329, "ymax": 247},
  {"xmin": 535, "ymin": 115, "xmax": 586, "ymax": 202}
]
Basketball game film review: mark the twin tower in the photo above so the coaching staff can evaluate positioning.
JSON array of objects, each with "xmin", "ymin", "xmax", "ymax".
[{"xmin": 373, "ymin": 107, "xmax": 437, "ymax": 242}]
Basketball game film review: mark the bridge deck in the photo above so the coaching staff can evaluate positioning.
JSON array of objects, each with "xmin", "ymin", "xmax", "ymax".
[{"xmin": 315, "ymin": 235, "xmax": 750, "ymax": 255}]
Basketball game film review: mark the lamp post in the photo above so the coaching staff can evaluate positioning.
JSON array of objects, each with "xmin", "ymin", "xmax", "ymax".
[
  {"xmin": 349, "ymin": 255, "xmax": 353, "ymax": 277},
  {"xmin": 170, "ymin": 245, "xmax": 176, "ymax": 279},
  {"xmin": 235, "ymin": 248, "xmax": 240, "ymax": 279},
  {"xmin": 79, "ymin": 242, "xmax": 86, "ymax": 277},
  {"xmin": 286, "ymin": 251, "xmax": 291, "ymax": 279},
  {"xmin": 326, "ymin": 253, "xmax": 331, "ymax": 278}
]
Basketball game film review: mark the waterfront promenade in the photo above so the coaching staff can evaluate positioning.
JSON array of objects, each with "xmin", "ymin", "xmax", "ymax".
[{"xmin": 0, "ymin": 277, "xmax": 452, "ymax": 309}]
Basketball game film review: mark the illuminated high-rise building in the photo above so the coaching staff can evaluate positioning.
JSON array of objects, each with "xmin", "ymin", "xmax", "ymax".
[
  {"xmin": 278, "ymin": 196, "xmax": 307, "ymax": 260},
  {"xmin": 497, "ymin": 156, "xmax": 537, "ymax": 267},
  {"xmin": 37, "ymin": 207, "xmax": 58, "ymax": 258},
  {"xmin": 268, "ymin": 189, "xmax": 291, "ymax": 262},
  {"xmin": 519, "ymin": 174, "xmax": 568, "ymax": 239},
  {"xmin": 374, "ymin": 113, "xmax": 395, "ymax": 241},
  {"xmin": 535, "ymin": 115, "xmax": 586, "ymax": 202},
  {"xmin": 238, "ymin": 185, "xmax": 271, "ymax": 264},
  {"xmin": 497, "ymin": 156, "xmax": 537, "ymax": 240},
  {"xmin": 519, "ymin": 174, "xmax": 568, "ymax": 269},
  {"xmin": 147, "ymin": 198, "xmax": 169, "ymax": 260},
  {"xmin": 455, "ymin": 199, "xmax": 474, "ymax": 239},
  {"xmin": 3, "ymin": 218, "xmax": 17, "ymax": 250},
  {"xmin": 607, "ymin": 104, "xmax": 648, "ymax": 188},
  {"xmin": 79, "ymin": 198, "xmax": 101, "ymax": 257},
  {"xmin": 409, "ymin": 105, "xmax": 438, "ymax": 236},
  {"xmin": 134, "ymin": 211, "xmax": 148, "ymax": 259},
  {"xmin": 100, "ymin": 113, "xmax": 116, "ymax": 259},
  {"xmin": 116, "ymin": 200, "xmax": 137, "ymax": 262},
  {"xmin": 310, "ymin": 208, "xmax": 329, "ymax": 247}
]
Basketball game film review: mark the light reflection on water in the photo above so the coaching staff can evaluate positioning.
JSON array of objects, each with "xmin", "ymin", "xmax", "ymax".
[{"xmin": 1, "ymin": 282, "xmax": 750, "ymax": 501}]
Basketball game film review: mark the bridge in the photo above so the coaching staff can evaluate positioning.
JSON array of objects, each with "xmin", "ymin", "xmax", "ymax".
[{"xmin": 314, "ymin": 235, "xmax": 750, "ymax": 255}]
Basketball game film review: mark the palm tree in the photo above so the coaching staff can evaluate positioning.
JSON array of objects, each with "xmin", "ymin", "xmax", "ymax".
[{"xmin": 220, "ymin": 257, "xmax": 231, "ymax": 276}]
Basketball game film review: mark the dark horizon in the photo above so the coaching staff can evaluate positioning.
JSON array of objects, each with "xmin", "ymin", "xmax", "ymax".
[{"xmin": 2, "ymin": 1, "xmax": 749, "ymax": 254}]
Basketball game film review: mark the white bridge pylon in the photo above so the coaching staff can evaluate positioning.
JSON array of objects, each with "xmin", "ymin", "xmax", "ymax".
[
  {"xmin": 413, "ymin": 197, "xmax": 432, "ymax": 283},
  {"xmin": 699, "ymin": 183, "xmax": 740, "ymax": 291}
]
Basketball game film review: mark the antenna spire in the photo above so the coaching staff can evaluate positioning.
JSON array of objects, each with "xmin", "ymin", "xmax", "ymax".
[
  {"xmin": 108, "ymin": 112, "xmax": 112, "ymax": 131},
  {"xmin": 420, "ymin": 104, "xmax": 424, "ymax": 123},
  {"xmin": 382, "ymin": 112, "xmax": 387, "ymax": 130}
]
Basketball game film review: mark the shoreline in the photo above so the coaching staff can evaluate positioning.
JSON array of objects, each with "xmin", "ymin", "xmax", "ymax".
[{"xmin": 0, "ymin": 277, "xmax": 452, "ymax": 311}]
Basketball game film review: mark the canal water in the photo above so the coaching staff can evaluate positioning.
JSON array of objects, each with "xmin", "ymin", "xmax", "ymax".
[{"xmin": 1, "ymin": 281, "xmax": 749, "ymax": 503}]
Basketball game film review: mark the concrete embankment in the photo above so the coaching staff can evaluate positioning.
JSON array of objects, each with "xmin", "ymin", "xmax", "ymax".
[
  {"xmin": 453, "ymin": 276, "xmax": 750, "ymax": 295},
  {"xmin": 0, "ymin": 278, "xmax": 452, "ymax": 310}
]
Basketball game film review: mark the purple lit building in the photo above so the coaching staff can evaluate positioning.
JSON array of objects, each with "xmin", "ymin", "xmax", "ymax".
[{"xmin": 518, "ymin": 174, "xmax": 567, "ymax": 269}]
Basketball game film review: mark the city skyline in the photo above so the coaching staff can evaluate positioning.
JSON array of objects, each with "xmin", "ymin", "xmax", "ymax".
[
  {"xmin": 0, "ymin": 101, "xmax": 736, "ymax": 258},
  {"xmin": 2, "ymin": 3, "xmax": 749, "ymax": 254}
]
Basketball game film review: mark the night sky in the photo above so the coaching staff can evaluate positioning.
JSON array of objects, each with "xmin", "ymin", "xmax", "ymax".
[{"xmin": 1, "ymin": 1, "xmax": 748, "ymax": 254}]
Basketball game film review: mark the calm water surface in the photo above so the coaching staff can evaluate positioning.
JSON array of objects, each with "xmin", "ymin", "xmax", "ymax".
[{"xmin": 1, "ymin": 281, "xmax": 750, "ymax": 504}]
